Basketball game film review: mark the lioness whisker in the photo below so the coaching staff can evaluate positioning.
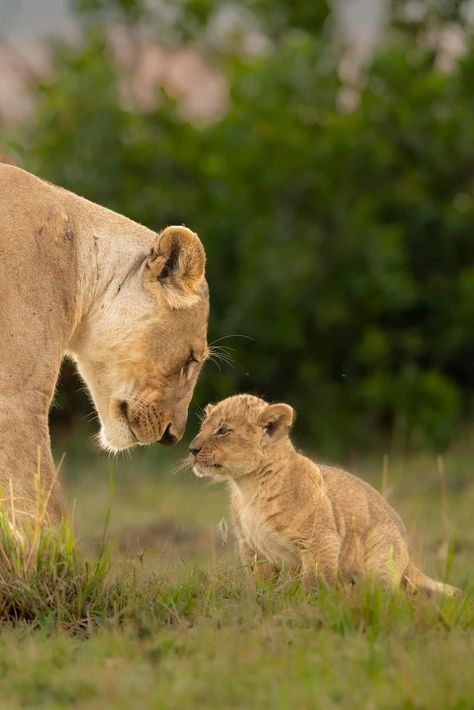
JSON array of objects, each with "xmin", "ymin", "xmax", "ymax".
[
  {"xmin": 209, "ymin": 354, "xmax": 234, "ymax": 367},
  {"xmin": 209, "ymin": 334, "xmax": 254, "ymax": 345},
  {"xmin": 207, "ymin": 356, "xmax": 223, "ymax": 371},
  {"xmin": 208, "ymin": 346, "xmax": 235, "ymax": 369},
  {"xmin": 208, "ymin": 345, "xmax": 235, "ymax": 356}
]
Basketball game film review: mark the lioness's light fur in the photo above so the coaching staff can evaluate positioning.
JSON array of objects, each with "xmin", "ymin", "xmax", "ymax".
[
  {"xmin": 0, "ymin": 163, "xmax": 209, "ymax": 524},
  {"xmin": 190, "ymin": 394, "xmax": 460, "ymax": 596}
]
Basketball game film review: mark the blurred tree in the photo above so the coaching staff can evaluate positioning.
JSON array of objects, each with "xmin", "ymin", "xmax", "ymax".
[
  {"xmin": 73, "ymin": 0, "xmax": 331, "ymax": 47},
  {"xmin": 392, "ymin": 0, "xmax": 473, "ymax": 31},
  {"xmin": 10, "ymin": 0, "xmax": 474, "ymax": 454},
  {"xmin": 73, "ymin": 0, "xmax": 146, "ymax": 21},
  {"xmin": 171, "ymin": 0, "xmax": 331, "ymax": 41}
]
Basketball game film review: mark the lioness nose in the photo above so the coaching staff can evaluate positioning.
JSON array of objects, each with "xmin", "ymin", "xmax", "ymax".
[
  {"xmin": 159, "ymin": 424, "xmax": 177, "ymax": 446},
  {"xmin": 189, "ymin": 444, "xmax": 201, "ymax": 456}
]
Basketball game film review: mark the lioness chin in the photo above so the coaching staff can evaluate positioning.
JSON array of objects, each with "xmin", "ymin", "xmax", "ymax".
[
  {"xmin": 189, "ymin": 394, "xmax": 460, "ymax": 597},
  {"xmin": 0, "ymin": 163, "xmax": 209, "ymax": 525}
]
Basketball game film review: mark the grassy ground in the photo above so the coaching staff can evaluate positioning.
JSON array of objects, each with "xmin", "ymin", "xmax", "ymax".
[{"xmin": 0, "ymin": 428, "xmax": 473, "ymax": 708}]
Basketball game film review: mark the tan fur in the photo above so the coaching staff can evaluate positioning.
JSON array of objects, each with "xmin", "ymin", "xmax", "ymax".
[
  {"xmin": 0, "ymin": 164, "xmax": 209, "ymax": 525},
  {"xmin": 189, "ymin": 395, "xmax": 460, "ymax": 596}
]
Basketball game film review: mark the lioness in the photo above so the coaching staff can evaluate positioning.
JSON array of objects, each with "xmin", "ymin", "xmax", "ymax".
[
  {"xmin": 0, "ymin": 163, "xmax": 209, "ymax": 524},
  {"xmin": 189, "ymin": 394, "xmax": 460, "ymax": 596}
]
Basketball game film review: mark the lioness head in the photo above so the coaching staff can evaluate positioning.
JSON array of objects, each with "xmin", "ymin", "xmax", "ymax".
[
  {"xmin": 72, "ymin": 226, "xmax": 209, "ymax": 452},
  {"xmin": 189, "ymin": 394, "xmax": 294, "ymax": 479}
]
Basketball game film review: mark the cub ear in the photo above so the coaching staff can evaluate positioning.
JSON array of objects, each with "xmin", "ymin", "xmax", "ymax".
[
  {"xmin": 146, "ymin": 226, "xmax": 206, "ymax": 308},
  {"xmin": 204, "ymin": 403, "xmax": 215, "ymax": 417},
  {"xmin": 258, "ymin": 403, "xmax": 294, "ymax": 440}
]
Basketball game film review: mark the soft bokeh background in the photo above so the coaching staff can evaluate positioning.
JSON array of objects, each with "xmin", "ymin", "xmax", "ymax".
[
  {"xmin": 1, "ymin": 1, "xmax": 473, "ymax": 570},
  {"xmin": 2, "ymin": 0, "xmax": 474, "ymax": 456}
]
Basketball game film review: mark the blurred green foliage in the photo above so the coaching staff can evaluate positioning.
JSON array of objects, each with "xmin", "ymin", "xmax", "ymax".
[{"xmin": 10, "ymin": 0, "xmax": 474, "ymax": 454}]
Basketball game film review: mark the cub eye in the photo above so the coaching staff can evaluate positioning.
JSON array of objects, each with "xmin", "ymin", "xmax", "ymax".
[{"xmin": 216, "ymin": 427, "xmax": 231, "ymax": 437}]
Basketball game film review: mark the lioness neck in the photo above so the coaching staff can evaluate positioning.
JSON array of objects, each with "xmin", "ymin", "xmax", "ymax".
[{"xmin": 66, "ymin": 193, "xmax": 155, "ymax": 351}]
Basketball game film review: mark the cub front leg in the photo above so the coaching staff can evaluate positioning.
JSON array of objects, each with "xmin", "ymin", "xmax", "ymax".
[{"xmin": 237, "ymin": 538, "xmax": 279, "ymax": 582}]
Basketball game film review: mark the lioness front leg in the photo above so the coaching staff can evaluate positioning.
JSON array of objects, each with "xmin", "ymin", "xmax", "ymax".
[{"xmin": 0, "ymin": 404, "xmax": 65, "ymax": 527}]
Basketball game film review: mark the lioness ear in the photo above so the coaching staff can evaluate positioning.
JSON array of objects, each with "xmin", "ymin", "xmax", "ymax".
[
  {"xmin": 259, "ymin": 403, "xmax": 294, "ymax": 440},
  {"xmin": 146, "ymin": 226, "xmax": 206, "ymax": 308}
]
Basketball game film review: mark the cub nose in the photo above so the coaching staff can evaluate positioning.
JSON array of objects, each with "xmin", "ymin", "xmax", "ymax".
[{"xmin": 189, "ymin": 445, "xmax": 201, "ymax": 457}]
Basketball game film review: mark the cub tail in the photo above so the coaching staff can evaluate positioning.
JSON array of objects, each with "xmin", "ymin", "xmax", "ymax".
[{"xmin": 403, "ymin": 562, "xmax": 461, "ymax": 598}]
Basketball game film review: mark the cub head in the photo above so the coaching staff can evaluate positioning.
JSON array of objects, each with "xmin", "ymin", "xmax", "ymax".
[
  {"xmin": 72, "ymin": 226, "xmax": 209, "ymax": 452},
  {"xmin": 189, "ymin": 394, "xmax": 294, "ymax": 479}
]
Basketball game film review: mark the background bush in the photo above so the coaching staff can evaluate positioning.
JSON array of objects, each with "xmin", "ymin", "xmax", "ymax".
[{"xmin": 8, "ymin": 0, "xmax": 474, "ymax": 454}]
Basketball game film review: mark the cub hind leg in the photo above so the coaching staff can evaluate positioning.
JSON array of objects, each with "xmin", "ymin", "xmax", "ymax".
[
  {"xmin": 362, "ymin": 525, "xmax": 409, "ymax": 589},
  {"xmin": 299, "ymin": 532, "xmax": 341, "ymax": 589}
]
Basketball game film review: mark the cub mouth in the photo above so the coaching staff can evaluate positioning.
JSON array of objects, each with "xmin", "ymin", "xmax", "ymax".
[{"xmin": 193, "ymin": 462, "xmax": 223, "ymax": 477}]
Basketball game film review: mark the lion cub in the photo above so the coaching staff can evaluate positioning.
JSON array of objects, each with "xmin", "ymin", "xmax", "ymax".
[{"xmin": 189, "ymin": 394, "xmax": 459, "ymax": 596}]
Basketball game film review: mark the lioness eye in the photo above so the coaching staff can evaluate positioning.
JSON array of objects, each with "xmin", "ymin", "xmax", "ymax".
[
  {"xmin": 182, "ymin": 351, "xmax": 198, "ymax": 374},
  {"xmin": 187, "ymin": 351, "xmax": 198, "ymax": 365},
  {"xmin": 216, "ymin": 427, "xmax": 231, "ymax": 437}
]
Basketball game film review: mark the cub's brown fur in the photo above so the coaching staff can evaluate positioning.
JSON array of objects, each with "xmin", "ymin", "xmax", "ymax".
[
  {"xmin": 189, "ymin": 394, "xmax": 460, "ymax": 596},
  {"xmin": 0, "ymin": 164, "xmax": 209, "ymax": 525}
]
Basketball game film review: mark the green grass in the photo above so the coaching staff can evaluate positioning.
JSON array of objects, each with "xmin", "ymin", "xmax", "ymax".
[
  {"xmin": 0, "ymin": 568, "xmax": 472, "ymax": 708},
  {"xmin": 0, "ymin": 516, "xmax": 124, "ymax": 631},
  {"xmin": 0, "ymin": 431, "xmax": 472, "ymax": 708}
]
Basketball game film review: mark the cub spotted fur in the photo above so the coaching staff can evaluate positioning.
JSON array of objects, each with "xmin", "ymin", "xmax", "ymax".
[{"xmin": 189, "ymin": 394, "xmax": 460, "ymax": 596}]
